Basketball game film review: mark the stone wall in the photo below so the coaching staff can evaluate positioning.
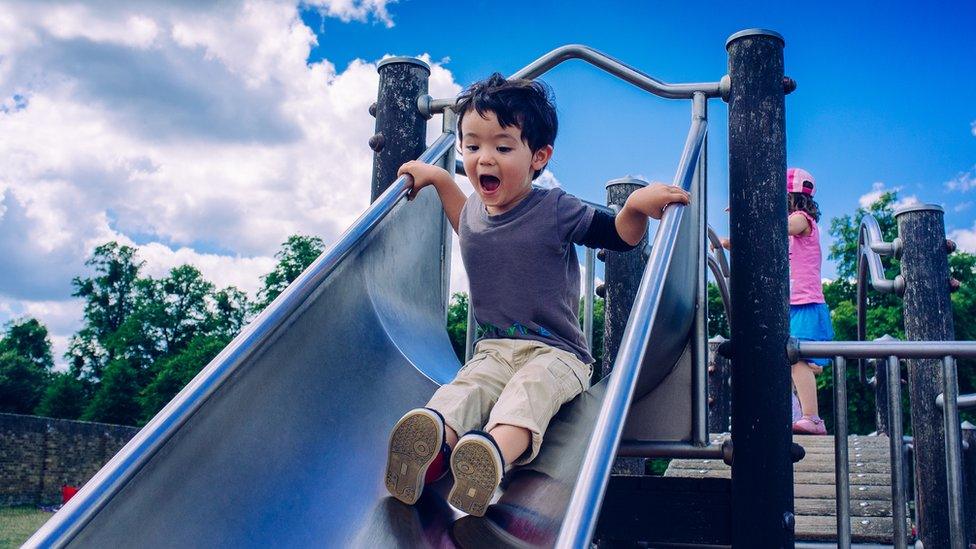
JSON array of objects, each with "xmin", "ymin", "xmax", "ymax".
[{"xmin": 0, "ymin": 413, "xmax": 139, "ymax": 506}]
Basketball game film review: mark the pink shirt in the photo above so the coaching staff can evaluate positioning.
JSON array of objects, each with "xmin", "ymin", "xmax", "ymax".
[{"xmin": 789, "ymin": 211, "xmax": 826, "ymax": 305}]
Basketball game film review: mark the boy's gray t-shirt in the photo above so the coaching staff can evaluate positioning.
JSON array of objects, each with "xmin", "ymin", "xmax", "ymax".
[{"xmin": 460, "ymin": 187, "xmax": 596, "ymax": 364}]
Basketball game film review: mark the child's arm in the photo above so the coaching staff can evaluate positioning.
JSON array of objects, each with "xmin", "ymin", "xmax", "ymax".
[
  {"xmin": 788, "ymin": 212, "xmax": 811, "ymax": 236},
  {"xmin": 615, "ymin": 183, "xmax": 691, "ymax": 246},
  {"xmin": 397, "ymin": 161, "xmax": 466, "ymax": 234}
]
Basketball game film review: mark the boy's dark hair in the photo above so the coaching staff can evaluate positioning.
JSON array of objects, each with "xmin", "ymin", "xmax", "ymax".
[
  {"xmin": 788, "ymin": 192, "xmax": 821, "ymax": 222},
  {"xmin": 455, "ymin": 72, "xmax": 557, "ymax": 180}
]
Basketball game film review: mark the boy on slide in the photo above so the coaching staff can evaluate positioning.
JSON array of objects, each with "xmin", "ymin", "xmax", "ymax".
[{"xmin": 386, "ymin": 73, "xmax": 689, "ymax": 516}]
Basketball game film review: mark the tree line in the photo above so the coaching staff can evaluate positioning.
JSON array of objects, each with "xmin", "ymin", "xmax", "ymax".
[
  {"xmin": 0, "ymin": 191, "xmax": 973, "ymax": 431},
  {"xmin": 0, "ymin": 235, "xmax": 325, "ymax": 426}
]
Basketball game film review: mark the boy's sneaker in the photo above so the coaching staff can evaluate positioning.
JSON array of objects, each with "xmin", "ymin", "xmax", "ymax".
[
  {"xmin": 386, "ymin": 408, "xmax": 450, "ymax": 505},
  {"xmin": 448, "ymin": 431, "xmax": 504, "ymax": 517},
  {"xmin": 792, "ymin": 415, "xmax": 827, "ymax": 435}
]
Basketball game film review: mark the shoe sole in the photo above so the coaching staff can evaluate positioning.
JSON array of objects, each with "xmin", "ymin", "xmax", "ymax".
[
  {"xmin": 448, "ymin": 437, "xmax": 502, "ymax": 517},
  {"xmin": 385, "ymin": 409, "xmax": 443, "ymax": 505}
]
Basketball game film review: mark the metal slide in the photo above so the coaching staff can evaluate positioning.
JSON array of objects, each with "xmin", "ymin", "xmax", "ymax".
[{"xmin": 27, "ymin": 128, "xmax": 701, "ymax": 548}]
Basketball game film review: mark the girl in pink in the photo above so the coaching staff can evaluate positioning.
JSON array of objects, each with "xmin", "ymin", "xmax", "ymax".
[{"xmin": 787, "ymin": 167, "xmax": 834, "ymax": 435}]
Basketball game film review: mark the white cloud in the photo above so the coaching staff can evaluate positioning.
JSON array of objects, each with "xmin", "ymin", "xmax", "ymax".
[
  {"xmin": 534, "ymin": 169, "xmax": 561, "ymax": 189},
  {"xmin": 857, "ymin": 181, "xmax": 921, "ymax": 210},
  {"xmin": 949, "ymin": 222, "xmax": 976, "ymax": 254},
  {"xmin": 945, "ymin": 166, "xmax": 976, "ymax": 192},
  {"xmin": 893, "ymin": 195, "xmax": 921, "ymax": 210},
  {"xmin": 971, "ymin": 120, "xmax": 976, "ymax": 137},
  {"xmin": 0, "ymin": 0, "xmax": 458, "ymax": 365},
  {"xmin": 859, "ymin": 181, "xmax": 895, "ymax": 208},
  {"xmin": 954, "ymin": 201, "xmax": 973, "ymax": 213}
]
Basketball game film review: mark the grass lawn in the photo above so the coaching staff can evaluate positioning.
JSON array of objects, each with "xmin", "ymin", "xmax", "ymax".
[{"xmin": 0, "ymin": 506, "xmax": 53, "ymax": 548}]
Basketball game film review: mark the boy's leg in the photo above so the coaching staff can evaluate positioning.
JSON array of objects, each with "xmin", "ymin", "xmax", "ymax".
[
  {"xmin": 426, "ymin": 340, "xmax": 514, "ymax": 447},
  {"xmin": 386, "ymin": 340, "xmax": 513, "ymax": 505},
  {"xmin": 485, "ymin": 342, "xmax": 590, "ymax": 466}
]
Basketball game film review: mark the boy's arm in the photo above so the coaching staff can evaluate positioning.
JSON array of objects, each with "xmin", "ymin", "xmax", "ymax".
[
  {"xmin": 615, "ymin": 183, "xmax": 691, "ymax": 246},
  {"xmin": 398, "ymin": 161, "xmax": 467, "ymax": 234}
]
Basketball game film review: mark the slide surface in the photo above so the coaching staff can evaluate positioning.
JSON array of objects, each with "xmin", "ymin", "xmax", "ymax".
[{"xmin": 28, "ymin": 181, "xmax": 698, "ymax": 548}]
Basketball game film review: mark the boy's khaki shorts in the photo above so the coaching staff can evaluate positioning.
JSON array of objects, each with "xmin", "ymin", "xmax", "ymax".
[{"xmin": 427, "ymin": 338, "xmax": 591, "ymax": 466}]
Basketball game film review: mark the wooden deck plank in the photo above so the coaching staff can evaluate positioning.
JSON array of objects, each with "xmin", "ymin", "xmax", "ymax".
[
  {"xmin": 665, "ymin": 434, "xmax": 905, "ymax": 544},
  {"xmin": 796, "ymin": 515, "xmax": 897, "ymax": 543}
]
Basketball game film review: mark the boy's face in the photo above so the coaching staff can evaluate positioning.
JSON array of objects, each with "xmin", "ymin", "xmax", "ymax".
[{"xmin": 460, "ymin": 109, "xmax": 552, "ymax": 215}]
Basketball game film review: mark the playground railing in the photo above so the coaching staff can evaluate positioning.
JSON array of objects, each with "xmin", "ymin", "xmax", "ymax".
[
  {"xmin": 556, "ymin": 89, "xmax": 708, "ymax": 549},
  {"xmin": 792, "ymin": 340, "xmax": 973, "ymax": 549}
]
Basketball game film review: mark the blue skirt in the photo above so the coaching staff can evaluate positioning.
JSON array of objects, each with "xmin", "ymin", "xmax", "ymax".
[{"xmin": 790, "ymin": 302, "xmax": 834, "ymax": 367}]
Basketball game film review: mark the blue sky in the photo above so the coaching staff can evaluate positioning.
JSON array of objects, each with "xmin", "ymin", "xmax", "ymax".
[
  {"xmin": 0, "ymin": 0, "xmax": 973, "ymax": 362},
  {"xmin": 306, "ymin": 0, "xmax": 976, "ymax": 278}
]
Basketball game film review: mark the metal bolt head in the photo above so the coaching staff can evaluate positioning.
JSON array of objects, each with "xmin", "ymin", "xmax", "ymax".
[
  {"xmin": 595, "ymin": 283, "xmax": 606, "ymax": 299},
  {"xmin": 783, "ymin": 76, "xmax": 797, "ymax": 95},
  {"xmin": 368, "ymin": 133, "xmax": 385, "ymax": 152},
  {"xmin": 782, "ymin": 512, "xmax": 795, "ymax": 530},
  {"xmin": 596, "ymin": 249, "xmax": 606, "ymax": 262},
  {"xmin": 368, "ymin": 102, "xmax": 377, "ymax": 117},
  {"xmin": 950, "ymin": 277, "xmax": 962, "ymax": 293}
]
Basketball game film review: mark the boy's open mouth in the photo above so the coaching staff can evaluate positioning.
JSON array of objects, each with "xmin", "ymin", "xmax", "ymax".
[{"xmin": 479, "ymin": 174, "xmax": 501, "ymax": 193}]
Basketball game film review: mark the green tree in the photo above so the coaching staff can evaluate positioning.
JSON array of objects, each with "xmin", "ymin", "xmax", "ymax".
[
  {"xmin": 139, "ymin": 334, "xmax": 230, "ymax": 423},
  {"xmin": 255, "ymin": 235, "xmax": 324, "ymax": 310},
  {"xmin": 706, "ymin": 282, "xmax": 729, "ymax": 339},
  {"xmin": 59, "ymin": 242, "xmax": 253, "ymax": 425},
  {"xmin": 0, "ymin": 318, "xmax": 54, "ymax": 414},
  {"xmin": 35, "ymin": 372, "xmax": 90, "ymax": 420},
  {"xmin": 0, "ymin": 352, "xmax": 48, "ymax": 414},
  {"xmin": 81, "ymin": 358, "xmax": 142, "ymax": 425},
  {"xmin": 68, "ymin": 242, "xmax": 143, "ymax": 381},
  {"xmin": 446, "ymin": 292, "xmax": 469, "ymax": 361}
]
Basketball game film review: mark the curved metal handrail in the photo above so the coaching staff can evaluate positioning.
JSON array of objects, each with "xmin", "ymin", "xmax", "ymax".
[
  {"xmin": 856, "ymin": 214, "xmax": 904, "ymax": 383},
  {"xmin": 555, "ymin": 107, "xmax": 707, "ymax": 548},
  {"xmin": 706, "ymin": 226, "xmax": 730, "ymax": 279},
  {"xmin": 422, "ymin": 44, "xmax": 723, "ymax": 115},
  {"xmin": 27, "ymin": 132, "xmax": 458, "ymax": 548},
  {"xmin": 705, "ymin": 225, "xmax": 732, "ymax": 326}
]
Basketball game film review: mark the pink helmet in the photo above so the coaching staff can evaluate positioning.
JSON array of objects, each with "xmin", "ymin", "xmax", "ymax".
[{"xmin": 787, "ymin": 167, "xmax": 815, "ymax": 196}]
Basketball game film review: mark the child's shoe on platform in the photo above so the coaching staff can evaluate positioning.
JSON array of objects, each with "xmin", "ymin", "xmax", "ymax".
[
  {"xmin": 386, "ymin": 408, "xmax": 451, "ymax": 505},
  {"xmin": 448, "ymin": 431, "xmax": 504, "ymax": 517},
  {"xmin": 792, "ymin": 414, "xmax": 827, "ymax": 435}
]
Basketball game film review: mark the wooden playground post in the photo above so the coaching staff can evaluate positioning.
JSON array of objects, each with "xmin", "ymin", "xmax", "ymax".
[
  {"xmin": 369, "ymin": 57, "xmax": 430, "ymax": 202},
  {"xmin": 726, "ymin": 29, "xmax": 794, "ymax": 548},
  {"xmin": 603, "ymin": 176, "xmax": 649, "ymax": 476},
  {"xmin": 896, "ymin": 204, "xmax": 957, "ymax": 548}
]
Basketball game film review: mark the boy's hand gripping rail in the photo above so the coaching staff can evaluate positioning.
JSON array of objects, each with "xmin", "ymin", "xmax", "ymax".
[
  {"xmin": 555, "ymin": 106, "xmax": 707, "ymax": 548},
  {"xmin": 25, "ymin": 132, "xmax": 457, "ymax": 548}
]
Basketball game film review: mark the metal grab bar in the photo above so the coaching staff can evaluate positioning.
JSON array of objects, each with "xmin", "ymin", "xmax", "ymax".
[
  {"xmin": 422, "ymin": 44, "xmax": 723, "ymax": 115},
  {"xmin": 793, "ymin": 339, "xmax": 976, "ymax": 359},
  {"xmin": 937, "ymin": 392, "xmax": 976, "ymax": 410},
  {"xmin": 858, "ymin": 214, "xmax": 904, "ymax": 296},
  {"xmin": 856, "ymin": 215, "xmax": 905, "ymax": 384},
  {"xmin": 706, "ymin": 226, "xmax": 730, "ymax": 279},
  {"xmin": 28, "ymin": 132, "xmax": 458, "ymax": 547},
  {"xmin": 555, "ymin": 108, "xmax": 707, "ymax": 548}
]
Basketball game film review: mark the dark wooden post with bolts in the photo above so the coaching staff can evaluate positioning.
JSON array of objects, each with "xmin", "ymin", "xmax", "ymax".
[
  {"xmin": 896, "ymin": 204, "xmax": 958, "ymax": 548},
  {"xmin": 369, "ymin": 57, "xmax": 430, "ymax": 202},
  {"xmin": 603, "ymin": 176, "xmax": 648, "ymax": 475},
  {"xmin": 726, "ymin": 29, "xmax": 794, "ymax": 548},
  {"xmin": 707, "ymin": 336, "xmax": 731, "ymax": 433}
]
